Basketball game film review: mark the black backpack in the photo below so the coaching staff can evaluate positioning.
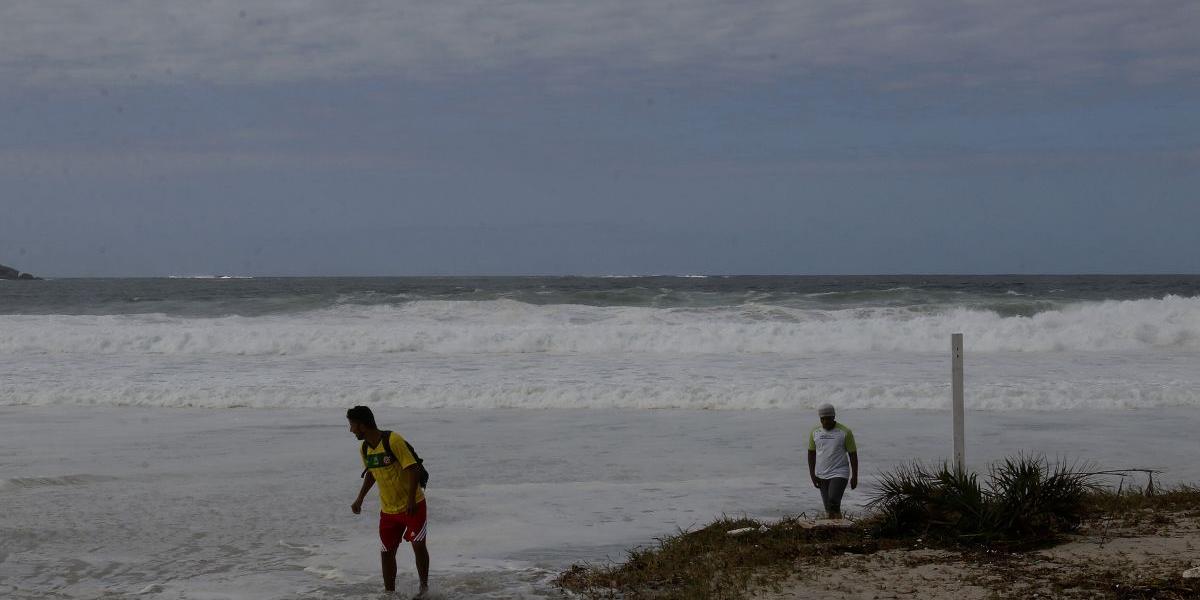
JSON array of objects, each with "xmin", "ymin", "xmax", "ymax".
[{"xmin": 360, "ymin": 431, "xmax": 429, "ymax": 488}]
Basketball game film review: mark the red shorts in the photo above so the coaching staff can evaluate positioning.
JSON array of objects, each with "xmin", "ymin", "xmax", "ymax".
[{"xmin": 378, "ymin": 501, "xmax": 427, "ymax": 552}]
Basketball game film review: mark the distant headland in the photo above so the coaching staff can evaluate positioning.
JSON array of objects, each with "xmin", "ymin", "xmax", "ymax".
[{"xmin": 0, "ymin": 263, "xmax": 40, "ymax": 280}]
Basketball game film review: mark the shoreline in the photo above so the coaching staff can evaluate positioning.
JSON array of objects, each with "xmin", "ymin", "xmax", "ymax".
[{"xmin": 559, "ymin": 484, "xmax": 1200, "ymax": 600}]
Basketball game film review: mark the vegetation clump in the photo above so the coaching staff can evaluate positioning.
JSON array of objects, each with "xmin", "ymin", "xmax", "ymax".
[
  {"xmin": 867, "ymin": 454, "xmax": 1097, "ymax": 547},
  {"xmin": 556, "ymin": 515, "xmax": 876, "ymax": 599}
]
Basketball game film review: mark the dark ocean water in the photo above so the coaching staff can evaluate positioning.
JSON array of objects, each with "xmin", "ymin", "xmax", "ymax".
[{"xmin": 3, "ymin": 275, "xmax": 1199, "ymax": 317}]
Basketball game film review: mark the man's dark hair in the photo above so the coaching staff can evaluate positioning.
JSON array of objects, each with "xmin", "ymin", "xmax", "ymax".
[{"xmin": 346, "ymin": 405, "xmax": 377, "ymax": 429}]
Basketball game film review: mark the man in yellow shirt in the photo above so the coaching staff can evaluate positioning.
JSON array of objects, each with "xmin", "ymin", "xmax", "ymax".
[{"xmin": 347, "ymin": 406, "xmax": 429, "ymax": 597}]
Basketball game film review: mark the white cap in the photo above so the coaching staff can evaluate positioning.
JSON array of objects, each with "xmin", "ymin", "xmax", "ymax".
[{"xmin": 817, "ymin": 403, "xmax": 836, "ymax": 417}]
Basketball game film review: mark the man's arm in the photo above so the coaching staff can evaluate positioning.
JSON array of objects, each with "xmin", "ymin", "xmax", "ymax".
[
  {"xmin": 404, "ymin": 465, "xmax": 420, "ymax": 515},
  {"xmin": 849, "ymin": 452, "xmax": 859, "ymax": 490},
  {"xmin": 808, "ymin": 450, "xmax": 819, "ymax": 487},
  {"xmin": 352, "ymin": 471, "xmax": 376, "ymax": 514}
]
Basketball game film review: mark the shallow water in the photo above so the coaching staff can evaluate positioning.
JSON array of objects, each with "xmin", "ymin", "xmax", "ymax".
[{"xmin": 2, "ymin": 406, "xmax": 1196, "ymax": 599}]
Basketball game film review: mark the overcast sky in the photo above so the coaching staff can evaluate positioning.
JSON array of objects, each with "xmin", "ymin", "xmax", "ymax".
[{"xmin": 1, "ymin": 1, "xmax": 1198, "ymax": 276}]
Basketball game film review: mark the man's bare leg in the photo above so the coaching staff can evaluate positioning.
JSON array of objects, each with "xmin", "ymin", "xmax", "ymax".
[
  {"xmin": 381, "ymin": 549, "xmax": 398, "ymax": 592},
  {"xmin": 412, "ymin": 540, "xmax": 430, "ymax": 596}
]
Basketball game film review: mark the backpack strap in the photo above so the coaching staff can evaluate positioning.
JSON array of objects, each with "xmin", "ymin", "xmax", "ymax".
[
  {"xmin": 404, "ymin": 440, "xmax": 429, "ymax": 488},
  {"xmin": 360, "ymin": 438, "xmax": 370, "ymax": 478},
  {"xmin": 384, "ymin": 432, "xmax": 428, "ymax": 486}
]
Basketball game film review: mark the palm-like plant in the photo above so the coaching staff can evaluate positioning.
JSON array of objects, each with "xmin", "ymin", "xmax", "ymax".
[{"xmin": 867, "ymin": 454, "xmax": 1097, "ymax": 547}]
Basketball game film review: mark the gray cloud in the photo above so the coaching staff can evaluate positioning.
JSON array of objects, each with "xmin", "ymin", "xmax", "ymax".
[{"xmin": 3, "ymin": 1, "xmax": 1198, "ymax": 89}]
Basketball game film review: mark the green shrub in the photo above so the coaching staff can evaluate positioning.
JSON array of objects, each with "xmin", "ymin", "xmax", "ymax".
[{"xmin": 867, "ymin": 454, "xmax": 1097, "ymax": 547}]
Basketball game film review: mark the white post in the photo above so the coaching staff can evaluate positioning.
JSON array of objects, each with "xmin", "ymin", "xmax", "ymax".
[{"xmin": 951, "ymin": 333, "xmax": 965, "ymax": 473}]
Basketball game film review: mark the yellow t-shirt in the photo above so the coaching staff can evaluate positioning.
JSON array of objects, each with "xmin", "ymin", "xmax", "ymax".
[{"xmin": 362, "ymin": 431, "xmax": 426, "ymax": 514}]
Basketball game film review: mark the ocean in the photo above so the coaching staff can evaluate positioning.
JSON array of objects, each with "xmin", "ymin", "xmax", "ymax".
[{"xmin": 2, "ymin": 275, "xmax": 1199, "ymax": 598}]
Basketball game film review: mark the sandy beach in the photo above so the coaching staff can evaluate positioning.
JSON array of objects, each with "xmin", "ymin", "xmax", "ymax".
[{"xmin": 754, "ymin": 511, "xmax": 1200, "ymax": 599}]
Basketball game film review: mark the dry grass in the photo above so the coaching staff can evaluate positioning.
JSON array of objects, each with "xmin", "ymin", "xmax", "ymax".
[
  {"xmin": 556, "ymin": 515, "xmax": 881, "ymax": 599},
  {"xmin": 1083, "ymin": 484, "xmax": 1200, "ymax": 523}
]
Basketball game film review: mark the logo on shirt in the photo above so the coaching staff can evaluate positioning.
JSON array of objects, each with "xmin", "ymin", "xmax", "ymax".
[{"xmin": 365, "ymin": 454, "xmax": 395, "ymax": 469}]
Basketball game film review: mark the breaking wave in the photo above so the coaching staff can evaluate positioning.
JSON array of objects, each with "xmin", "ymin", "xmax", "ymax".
[{"xmin": 1, "ymin": 295, "xmax": 1197, "ymax": 356}]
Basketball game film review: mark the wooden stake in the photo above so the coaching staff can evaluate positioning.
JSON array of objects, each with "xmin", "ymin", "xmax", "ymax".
[{"xmin": 952, "ymin": 333, "xmax": 965, "ymax": 473}]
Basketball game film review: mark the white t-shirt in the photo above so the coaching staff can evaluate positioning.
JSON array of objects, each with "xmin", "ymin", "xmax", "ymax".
[{"xmin": 808, "ymin": 422, "xmax": 857, "ymax": 480}]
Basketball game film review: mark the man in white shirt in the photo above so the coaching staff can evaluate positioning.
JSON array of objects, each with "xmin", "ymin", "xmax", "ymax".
[{"xmin": 807, "ymin": 403, "xmax": 858, "ymax": 519}]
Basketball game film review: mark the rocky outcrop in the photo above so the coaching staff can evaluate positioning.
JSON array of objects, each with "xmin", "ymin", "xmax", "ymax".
[{"xmin": 0, "ymin": 263, "xmax": 40, "ymax": 280}]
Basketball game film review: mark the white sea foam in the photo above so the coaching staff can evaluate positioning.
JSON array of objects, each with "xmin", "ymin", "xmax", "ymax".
[
  {"xmin": 1, "ymin": 296, "xmax": 1197, "ymax": 356},
  {"xmin": 2, "ymin": 296, "xmax": 1196, "ymax": 411}
]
